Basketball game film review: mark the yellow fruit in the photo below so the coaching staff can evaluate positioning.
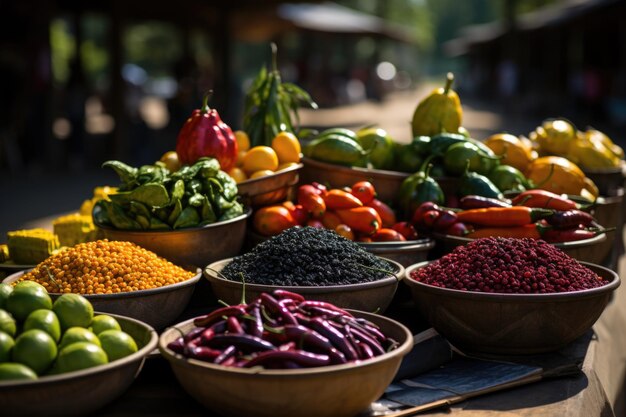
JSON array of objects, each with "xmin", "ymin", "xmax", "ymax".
[
  {"xmin": 227, "ymin": 167, "xmax": 248, "ymax": 183},
  {"xmin": 159, "ymin": 151, "xmax": 181, "ymax": 172},
  {"xmin": 272, "ymin": 132, "xmax": 301, "ymax": 163},
  {"xmin": 242, "ymin": 146, "xmax": 279, "ymax": 174},
  {"xmin": 234, "ymin": 130, "xmax": 251, "ymax": 152},
  {"xmin": 236, "ymin": 150, "xmax": 247, "ymax": 167},
  {"xmin": 277, "ymin": 162, "xmax": 299, "ymax": 171},
  {"xmin": 250, "ymin": 170, "xmax": 275, "ymax": 179},
  {"xmin": 484, "ymin": 133, "xmax": 534, "ymax": 172}
]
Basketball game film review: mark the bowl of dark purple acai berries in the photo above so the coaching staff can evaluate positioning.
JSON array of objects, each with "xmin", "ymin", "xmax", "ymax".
[{"xmin": 404, "ymin": 237, "xmax": 620, "ymax": 355}]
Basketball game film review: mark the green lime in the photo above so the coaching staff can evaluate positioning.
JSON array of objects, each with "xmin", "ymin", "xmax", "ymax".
[
  {"xmin": 0, "ymin": 309, "xmax": 16, "ymax": 337},
  {"xmin": 58, "ymin": 327, "xmax": 101, "ymax": 350},
  {"xmin": 24, "ymin": 309, "xmax": 61, "ymax": 342},
  {"xmin": 0, "ymin": 331, "xmax": 15, "ymax": 362},
  {"xmin": 90, "ymin": 315, "xmax": 121, "ymax": 335},
  {"xmin": 55, "ymin": 342, "xmax": 108, "ymax": 373},
  {"xmin": 98, "ymin": 330, "xmax": 138, "ymax": 361},
  {"xmin": 5, "ymin": 282, "xmax": 52, "ymax": 322},
  {"xmin": 52, "ymin": 293, "xmax": 93, "ymax": 330},
  {"xmin": 0, "ymin": 362, "xmax": 37, "ymax": 381},
  {"xmin": 12, "ymin": 329, "xmax": 57, "ymax": 375},
  {"xmin": 0, "ymin": 283, "xmax": 13, "ymax": 309}
]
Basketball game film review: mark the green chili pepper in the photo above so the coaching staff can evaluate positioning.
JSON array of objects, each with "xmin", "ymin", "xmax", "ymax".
[
  {"xmin": 135, "ymin": 214, "xmax": 150, "ymax": 229},
  {"xmin": 201, "ymin": 196, "xmax": 217, "ymax": 222},
  {"xmin": 196, "ymin": 157, "xmax": 221, "ymax": 178},
  {"xmin": 102, "ymin": 161, "xmax": 138, "ymax": 188},
  {"xmin": 488, "ymin": 165, "xmax": 530, "ymax": 193},
  {"xmin": 457, "ymin": 161, "xmax": 504, "ymax": 199},
  {"xmin": 187, "ymin": 179, "xmax": 203, "ymax": 195},
  {"xmin": 443, "ymin": 141, "xmax": 500, "ymax": 176},
  {"xmin": 171, "ymin": 179, "xmax": 185, "ymax": 201},
  {"xmin": 130, "ymin": 183, "xmax": 170, "ymax": 207},
  {"xmin": 105, "ymin": 201, "xmax": 141, "ymax": 230},
  {"xmin": 188, "ymin": 193, "xmax": 205, "ymax": 207},
  {"xmin": 429, "ymin": 132, "xmax": 468, "ymax": 157},
  {"xmin": 150, "ymin": 216, "xmax": 170, "ymax": 230},
  {"xmin": 218, "ymin": 201, "xmax": 244, "ymax": 221},
  {"xmin": 173, "ymin": 206, "xmax": 200, "ymax": 229},
  {"xmin": 167, "ymin": 199, "xmax": 183, "ymax": 225},
  {"xmin": 397, "ymin": 157, "xmax": 445, "ymax": 217}
]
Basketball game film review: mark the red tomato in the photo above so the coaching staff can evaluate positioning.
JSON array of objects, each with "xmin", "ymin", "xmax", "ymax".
[
  {"xmin": 366, "ymin": 199, "xmax": 396, "ymax": 228},
  {"xmin": 253, "ymin": 206, "xmax": 297, "ymax": 236},
  {"xmin": 350, "ymin": 181, "xmax": 376, "ymax": 204},
  {"xmin": 391, "ymin": 222, "xmax": 418, "ymax": 240},
  {"xmin": 371, "ymin": 228, "xmax": 407, "ymax": 242},
  {"xmin": 335, "ymin": 224, "xmax": 355, "ymax": 240}
]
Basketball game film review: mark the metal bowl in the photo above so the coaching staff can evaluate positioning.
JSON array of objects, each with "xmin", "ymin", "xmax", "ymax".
[
  {"xmin": 204, "ymin": 257, "xmax": 404, "ymax": 313},
  {"xmin": 3, "ymin": 269, "xmax": 202, "ymax": 330},
  {"xmin": 357, "ymin": 239, "xmax": 435, "ymax": 268},
  {"xmin": 0, "ymin": 313, "xmax": 158, "ymax": 416},
  {"xmin": 404, "ymin": 260, "xmax": 620, "ymax": 355},
  {"xmin": 158, "ymin": 310, "xmax": 412, "ymax": 417},
  {"xmin": 236, "ymin": 163, "xmax": 302, "ymax": 207},
  {"xmin": 95, "ymin": 208, "xmax": 251, "ymax": 269},
  {"xmin": 432, "ymin": 231, "xmax": 607, "ymax": 265}
]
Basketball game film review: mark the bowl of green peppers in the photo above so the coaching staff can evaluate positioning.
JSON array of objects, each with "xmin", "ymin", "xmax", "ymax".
[{"xmin": 93, "ymin": 158, "xmax": 252, "ymax": 269}]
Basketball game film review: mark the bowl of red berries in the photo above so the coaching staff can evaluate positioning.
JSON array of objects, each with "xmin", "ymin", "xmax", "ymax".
[{"xmin": 404, "ymin": 237, "xmax": 620, "ymax": 355}]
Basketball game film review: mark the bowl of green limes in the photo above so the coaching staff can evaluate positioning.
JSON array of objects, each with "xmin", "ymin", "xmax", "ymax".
[{"xmin": 0, "ymin": 282, "xmax": 158, "ymax": 416}]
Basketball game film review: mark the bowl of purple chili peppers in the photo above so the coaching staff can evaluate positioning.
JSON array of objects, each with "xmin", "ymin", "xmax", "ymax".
[
  {"xmin": 158, "ymin": 290, "xmax": 413, "ymax": 417},
  {"xmin": 404, "ymin": 237, "xmax": 620, "ymax": 355}
]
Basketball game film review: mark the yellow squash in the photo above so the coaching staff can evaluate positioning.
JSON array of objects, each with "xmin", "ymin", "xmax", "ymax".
[
  {"xmin": 566, "ymin": 135, "xmax": 620, "ymax": 170},
  {"xmin": 530, "ymin": 118, "xmax": 577, "ymax": 155},
  {"xmin": 484, "ymin": 133, "xmax": 534, "ymax": 172},
  {"xmin": 584, "ymin": 129, "xmax": 624, "ymax": 161},
  {"xmin": 411, "ymin": 72, "xmax": 462, "ymax": 137},
  {"xmin": 525, "ymin": 156, "xmax": 598, "ymax": 198}
]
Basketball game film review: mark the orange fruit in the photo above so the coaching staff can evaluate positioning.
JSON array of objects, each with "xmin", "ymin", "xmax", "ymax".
[
  {"xmin": 159, "ymin": 151, "xmax": 181, "ymax": 172},
  {"xmin": 249, "ymin": 169, "xmax": 275, "ymax": 179},
  {"xmin": 236, "ymin": 150, "xmax": 247, "ymax": 167},
  {"xmin": 242, "ymin": 146, "xmax": 279, "ymax": 174},
  {"xmin": 234, "ymin": 130, "xmax": 251, "ymax": 152},
  {"xmin": 277, "ymin": 162, "xmax": 299, "ymax": 171},
  {"xmin": 227, "ymin": 167, "xmax": 248, "ymax": 183},
  {"xmin": 272, "ymin": 132, "xmax": 301, "ymax": 163}
]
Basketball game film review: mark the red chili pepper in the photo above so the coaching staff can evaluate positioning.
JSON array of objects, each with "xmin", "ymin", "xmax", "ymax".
[
  {"xmin": 371, "ymin": 228, "xmax": 406, "ymax": 242},
  {"xmin": 391, "ymin": 222, "xmax": 419, "ymax": 240},
  {"xmin": 272, "ymin": 289, "xmax": 305, "ymax": 303},
  {"xmin": 243, "ymin": 349, "xmax": 330, "ymax": 368},
  {"xmin": 311, "ymin": 182, "xmax": 328, "ymax": 197},
  {"xmin": 411, "ymin": 202, "xmax": 440, "ymax": 227},
  {"xmin": 460, "ymin": 195, "xmax": 512, "ymax": 210},
  {"xmin": 175, "ymin": 91, "xmax": 238, "ymax": 171},
  {"xmin": 227, "ymin": 316, "xmax": 245, "ymax": 334},
  {"xmin": 193, "ymin": 305, "xmax": 246, "ymax": 327},
  {"xmin": 457, "ymin": 207, "xmax": 553, "ymax": 227},
  {"xmin": 323, "ymin": 189, "xmax": 363, "ymax": 210},
  {"xmin": 545, "ymin": 209, "xmax": 595, "ymax": 229},
  {"xmin": 350, "ymin": 181, "xmax": 376, "ymax": 204},
  {"xmin": 542, "ymin": 227, "xmax": 614, "ymax": 243},
  {"xmin": 422, "ymin": 210, "xmax": 440, "ymax": 228},
  {"xmin": 432, "ymin": 210, "xmax": 458, "ymax": 231},
  {"xmin": 365, "ymin": 199, "xmax": 396, "ymax": 228},
  {"xmin": 511, "ymin": 190, "xmax": 580, "ymax": 211},
  {"xmin": 443, "ymin": 221, "xmax": 473, "ymax": 236}
]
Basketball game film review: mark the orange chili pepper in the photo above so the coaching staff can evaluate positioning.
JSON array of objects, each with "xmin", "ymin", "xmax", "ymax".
[{"xmin": 457, "ymin": 206, "xmax": 553, "ymax": 227}]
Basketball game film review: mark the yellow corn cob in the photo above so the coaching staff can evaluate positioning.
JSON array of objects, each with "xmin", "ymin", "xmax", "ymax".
[
  {"xmin": 7, "ymin": 229, "xmax": 60, "ymax": 265},
  {"xmin": 53, "ymin": 213, "xmax": 98, "ymax": 247}
]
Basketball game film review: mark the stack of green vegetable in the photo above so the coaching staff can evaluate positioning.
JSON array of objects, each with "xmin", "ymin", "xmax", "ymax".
[
  {"xmin": 242, "ymin": 43, "xmax": 317, "ymax": 148},
  {"xmin": 94, "ymin": 158, "xmax": 244, "ymax": 230}
]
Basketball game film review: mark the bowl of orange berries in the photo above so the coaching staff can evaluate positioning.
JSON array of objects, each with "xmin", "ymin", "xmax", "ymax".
[{"xmin": 228, "ymin": 131, "xmax": 303, "ymax": 207}]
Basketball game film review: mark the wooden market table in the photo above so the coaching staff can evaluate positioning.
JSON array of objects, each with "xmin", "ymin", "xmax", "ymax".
[{"xmin": 85, "ymin": 232, "xmax": 626, "ymax": 417}]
